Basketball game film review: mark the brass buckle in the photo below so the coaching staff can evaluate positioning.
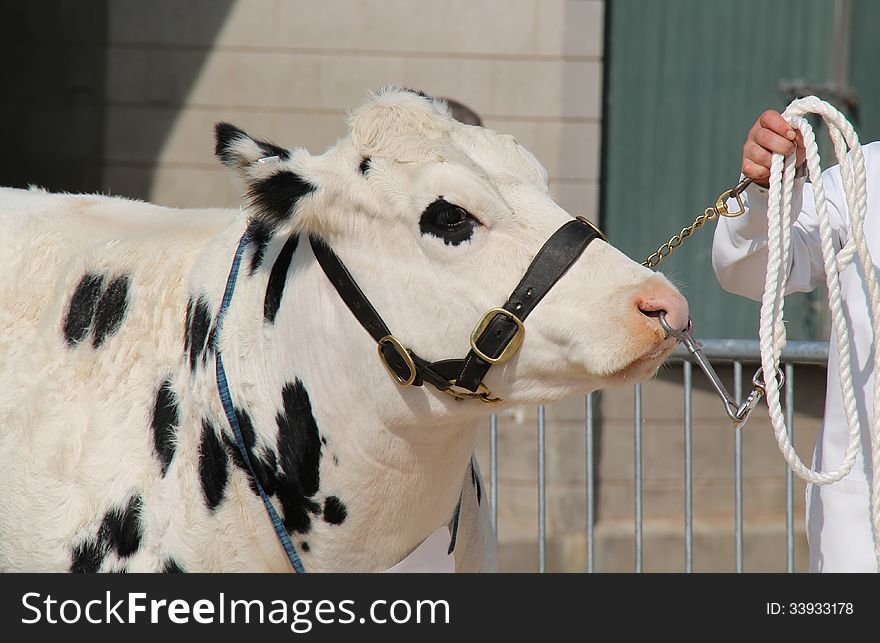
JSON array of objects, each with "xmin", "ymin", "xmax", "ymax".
[
  {"xmin": 377, "ymin": 335, "xmax": 417, "ymax": 386},
  {"xmin": 715, "ymin": 189, "xmax": 746, "ymax": 217},
  {"xmin": 444, "ymin": 382, "xmax": 502, "ymax": 404},
  {"xmin": 576, "ymin": 216, "xmax": 609, "ymax": 242},
  {"xmin": 470, "ymin": 308, "xmax": 525, "ymax": 365}
]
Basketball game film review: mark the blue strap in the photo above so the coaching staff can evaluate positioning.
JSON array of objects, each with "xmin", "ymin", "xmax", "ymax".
[{"xmin": 214, "ymin": 231, "xmax": 306, "ymax": 573}]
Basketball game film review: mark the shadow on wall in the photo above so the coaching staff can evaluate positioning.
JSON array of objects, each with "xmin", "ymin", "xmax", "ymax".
[{"xmin": 0, "ymin": 0, "xmax": 233, "ymax": 195}]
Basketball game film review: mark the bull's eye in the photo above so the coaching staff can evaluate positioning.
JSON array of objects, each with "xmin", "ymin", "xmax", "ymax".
[{"xmin": 419, "ymin": 197, "xmax": 480, "ymax": 246}]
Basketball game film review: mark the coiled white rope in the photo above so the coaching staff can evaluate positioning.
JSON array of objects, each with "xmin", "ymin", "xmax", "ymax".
[{"xmin": 760, "ymin": 95, "xmax": 880, "ymax": 569}]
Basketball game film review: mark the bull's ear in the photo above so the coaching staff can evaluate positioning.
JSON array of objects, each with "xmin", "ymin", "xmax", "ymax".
[
  {"xmin": 214, "ymin": 122, "xmax": 290, "ymax": 169},
  {"xmin": 214, "ymin": 123, "xmax": 315, "ymax": 228}
]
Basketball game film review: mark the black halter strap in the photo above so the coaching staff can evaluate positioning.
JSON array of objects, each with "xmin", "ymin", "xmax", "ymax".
[{"xmin": 310, "ymin": 216, "xmax": 604, "ymax": 403}]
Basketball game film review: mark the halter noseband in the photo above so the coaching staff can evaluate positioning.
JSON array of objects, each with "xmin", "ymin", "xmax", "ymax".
[{"xmin": 310, "ymin": 216, "xmax": 605, "ymax": 404}]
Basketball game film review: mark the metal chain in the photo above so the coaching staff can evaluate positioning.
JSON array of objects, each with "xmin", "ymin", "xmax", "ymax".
[{"xmin": 642, "ymin": 177, "xmax": 753, "ymax": 269}]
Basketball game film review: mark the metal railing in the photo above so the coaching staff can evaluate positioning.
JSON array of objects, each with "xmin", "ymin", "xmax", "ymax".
[{"xmin": 488, "ymin": 339, "xmax": 829, "ymax": 573}]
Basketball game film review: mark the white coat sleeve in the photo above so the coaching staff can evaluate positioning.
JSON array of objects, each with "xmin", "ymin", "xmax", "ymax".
[{"xmin": 711, "ymin": 172, "xmax": 849, "ymax": 303}]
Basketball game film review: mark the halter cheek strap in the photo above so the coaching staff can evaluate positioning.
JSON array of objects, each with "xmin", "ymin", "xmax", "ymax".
[{"xmin": 310, "ymin": 216, "xmax": 604, "ymax": 403}]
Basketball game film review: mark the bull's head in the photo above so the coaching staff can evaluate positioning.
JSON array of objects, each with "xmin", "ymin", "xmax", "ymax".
[{"xmin": 214, "ymin": 87, "xmax": 687, "ymax": 412}]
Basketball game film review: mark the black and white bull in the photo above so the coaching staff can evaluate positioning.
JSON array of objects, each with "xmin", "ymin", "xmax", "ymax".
[{"xmin": 0, "ymin": 88, "xmax": 688, "ymax": 572}]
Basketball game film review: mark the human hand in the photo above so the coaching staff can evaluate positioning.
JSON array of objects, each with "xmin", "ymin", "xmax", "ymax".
[{"xmin": 742, "ymin": 110, "xmax": 806, "ymax": 187}]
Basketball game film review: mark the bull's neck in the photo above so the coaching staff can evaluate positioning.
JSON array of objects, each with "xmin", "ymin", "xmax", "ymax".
[{"xmin": 210, "ymin": 233, "xmax": 481, "ymax": 571}]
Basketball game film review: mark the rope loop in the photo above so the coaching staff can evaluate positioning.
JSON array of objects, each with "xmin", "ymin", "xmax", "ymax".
[{"xmin": 761, "ymin": 96, "xmax": 880, "ymax": 569}]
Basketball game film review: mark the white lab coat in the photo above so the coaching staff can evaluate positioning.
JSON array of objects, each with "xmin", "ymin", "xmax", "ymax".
[{"xmin": 712, "ymin": 141, "xmax": 880, "ymax": 572}]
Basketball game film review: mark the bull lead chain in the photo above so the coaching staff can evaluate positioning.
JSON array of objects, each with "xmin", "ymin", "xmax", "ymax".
[{"xmin": 642, "ymin": 177, "xmax": 753, "ymax": 269}]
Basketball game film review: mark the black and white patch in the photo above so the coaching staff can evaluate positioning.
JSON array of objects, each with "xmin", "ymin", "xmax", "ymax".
[
  {"xmin": 70, "ymin": 495, "xmax": 144, "ymax": 573},
  {"xmin": 151, "ymin": 379, "xmax": 179, "ymax": 477},
  {"xmin": 63, "ymin": 273, "xmax": 106, "ymax": 346},
  {"xmin": 419, "ymin": 197, "xmax": 481, "ymax": 246},
  {"xmin": 322, "ymin": 496, "xmax": 348, "ymax": 525},
  {"xmin": 247, "ymin": 171, "xmax": 315, "ymax": 227},
  {"xmin": 91, "ymin": 275, "xmax": 130, "ymax": 348},
  {"xmin": 185, "ymin": 296, "xmax": 212, "ymax": 372},
  {"xmin": 223, "ymin": 407, "xmax": 280, "ymax": 497},
  {"xmin": 162, "ymin": 559, "xmax": 185, "ymax": 573},
  {"xmin": 263, "ymin": 235, "xmax": 299, "ymax": 323},
  {"xmin": 358, "ymin": 157, "xmax": 371, "ymax": 175},
  {"xmin": 214, "ymin": 122, "xmax": 290, "ymax": 168},
  {"xmin": 199, "ymin": 418, "xmax": 229, "ymax": 511},
  {"xmin": 274, "ymin": 379, "xmax": 323, "ymax": 534},
  {"xmin": 247, "ymin": 219, "xmax": 275, "ymax": 274}
]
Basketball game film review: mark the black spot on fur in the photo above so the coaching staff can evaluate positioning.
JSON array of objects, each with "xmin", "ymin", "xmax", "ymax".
[
  {"xmin": 187, "ymin": 297, "xmax": 211, "ymax": 372},
  {"xmin": 71, "ymin": 495, "xmax": 143, "ymax": 572},
  {"xmin": 183, "ymin": 299, "xmax": 192, "ymax": 353},
  {"xmin": 321, "ymin": 436, "xmax": 327, "ymax": 446},
  {"xmin": 323, "ymin": 496, "xmax": 348, "ymax": 525},
  {"xmin": 358, "ymin": 157, "xmax": 371, "ymax": 175},
  {"xmin": 70, "ymin": 539, "xmax": 105, "ymax": 573},
  {"xmin": 214, "ymin": 122, "xmax": 290, "ymax": 167},
  {"xmin": 223, "ymin": 408, "xmax": 279, "ymax": 497},
  {"xmin": 247, "ymin": 171, "xmax": 315, "ymax": 226},
  {"xmin": 151, "ymin": 380, "xmax": 178, "ymax": 477},
  {"xmin": 247, "ymin": 219, "xmax": 274, "ymax": 274},
  {"xmin": 63, "ymin": 273, "xmax": 105, "ymax": 346},
  {"xmin": 91, "ymin": 275, "xmax": 130, "ymax": 348},
  {"xmin": 274, "ymin": 379, "xmax": 323, "ymax": 534},
  {"xmin": 206, "ymin": 323, "xmax": 218, "ymax": 358},
  {"xmin": 162, "ymin": 559, "xmax": 185, "ymax": 573},
  {"xmin": 263, "ymin": 235, "xmax": 299, "ymax": 323},
  {"xmin": 300, "ymin": 541, "xmax": 310, "ymax": 553},
  {"xmin": 101, "ymin": 495, "xmax": 143, "ymax": 558},
  {"xmin": 333, "ymin": 454, "xmax": 339, "ymax": 466},
  {"xmin": 199, "ymin": 419, "xmax": 229, "ymax": 511}
]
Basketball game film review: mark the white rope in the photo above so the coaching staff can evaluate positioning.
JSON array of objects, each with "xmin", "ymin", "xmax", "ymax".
[{"xmin": 760, "ymin": 96, "xmax": 880, "ymax": 569}]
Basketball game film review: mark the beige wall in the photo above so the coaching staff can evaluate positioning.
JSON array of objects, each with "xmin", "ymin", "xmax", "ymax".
[{"xmin": 102, "ymin": 0, "xmax": 604, "ymax": 223}]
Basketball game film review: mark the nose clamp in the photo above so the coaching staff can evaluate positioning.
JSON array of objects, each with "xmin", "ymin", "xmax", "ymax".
[{"xmin": 659, "ymin": 312, "xmax": 782, "ymax": 429}]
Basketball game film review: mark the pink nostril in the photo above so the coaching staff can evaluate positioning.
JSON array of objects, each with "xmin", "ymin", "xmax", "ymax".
[
  {"xmin": 635, "ymin": 290, "xmax": 689, "ymax": 331},
  {"xmin": 638, "ymin": 306, "xmax": 665, "ymax": 319}
]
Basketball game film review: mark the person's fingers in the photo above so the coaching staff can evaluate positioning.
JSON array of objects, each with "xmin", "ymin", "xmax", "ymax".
[
  {"xmin": 744, "ymin": 140, "xmax": 773, "ymax": 170},
  {"xmin": 758, "ymin": 109, "xmax": 797, "ymax": 140},
  {"xmin": 753, "ymin": 126, "xmax": 797, "ymax": 156},
  {"xmin": 741, "ymin": 158, "xmax": 770, "ymax": 183}
]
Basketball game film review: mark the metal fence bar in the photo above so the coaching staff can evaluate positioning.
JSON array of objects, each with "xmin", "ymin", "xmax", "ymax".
[
  {"xmin": 634, "ymin": 383, "xmax": 643, "ymax": 573},
  {"xmin": 586, "ymin": 393, "xmax": 595, "ymax": 573},
  {"xmin": 785, "ymin": 362, "xmax": 795, "ymax": 573},
  {"xmin": 684, "ymin": 361, "xmax": 693, "ymax": 573},
  {"xmin": 538, "ymin": 404, "xmax": 546, "ymax": 573},
  {"xmin": 490, "ymin": 413, "xmax": 498, "ymax": 536},
  {"xmin": 671, "ymin": 339, "xmax": 828, "ymax": 363},
  {"xmin": 734, "ymin": 361, "xmax": 743, "ymax": 573}
]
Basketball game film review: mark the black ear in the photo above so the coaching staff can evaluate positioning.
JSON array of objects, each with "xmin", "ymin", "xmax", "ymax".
[{"xmin": 213, "ymin": 122, "xmax": 290, "ymax": 169}]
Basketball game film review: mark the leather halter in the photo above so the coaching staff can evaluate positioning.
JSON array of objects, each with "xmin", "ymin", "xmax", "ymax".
[{"xmin": 310, "ymin": 216, "xmax": 605, "ymax": 403}]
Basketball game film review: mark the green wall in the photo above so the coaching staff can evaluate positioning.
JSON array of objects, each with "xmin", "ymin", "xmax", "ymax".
[{"xmin": 602, "ymin": 0, "xmax": 880, "ymax": 340}]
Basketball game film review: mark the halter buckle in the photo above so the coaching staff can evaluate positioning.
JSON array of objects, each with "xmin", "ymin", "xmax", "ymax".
[
  {"xmin": 444, "ymin": 381, "xmax": 502, "ymax": 404},
  {"xmin": 470, "ymin": 307, "xmax": 525, "ymax": 365},
  {"xmin": 377, "ymin": 335, "xmax": 417, "ymax": 386}
]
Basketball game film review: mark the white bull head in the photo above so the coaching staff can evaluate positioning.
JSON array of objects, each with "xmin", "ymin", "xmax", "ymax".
[{"xmin": 217, "ymin": 87, "xmax": 688, "ymax": 416}]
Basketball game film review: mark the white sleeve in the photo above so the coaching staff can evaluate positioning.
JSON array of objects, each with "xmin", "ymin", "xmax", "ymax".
[{"xmin": 712, "ymin": 172, "xmax": 849, "ymax": 302}]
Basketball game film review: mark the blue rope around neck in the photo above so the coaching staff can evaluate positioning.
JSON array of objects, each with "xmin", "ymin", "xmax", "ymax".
[{"xmin": 214, "ymin": 230, "xmax": 306, "ymax": 573}]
